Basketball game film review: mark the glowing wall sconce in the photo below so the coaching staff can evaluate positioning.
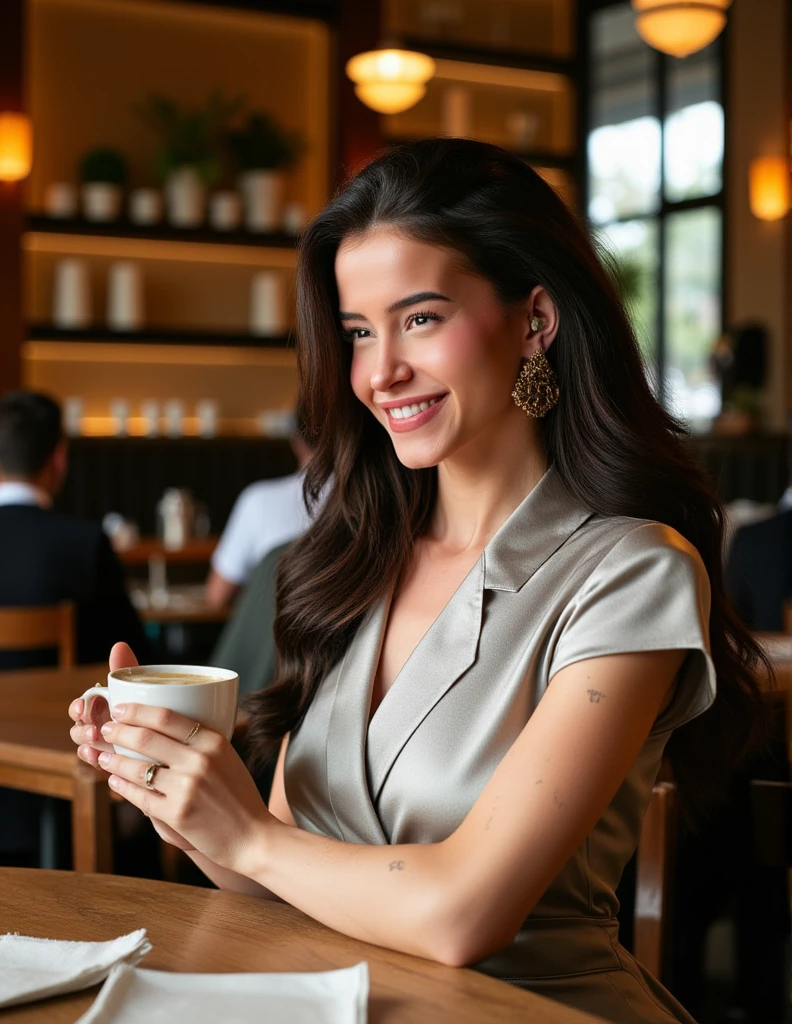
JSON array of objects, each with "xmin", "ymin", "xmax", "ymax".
[
  {"xmin": 631, "ymin": 0, "xmax": 731, "ymax": 58},
  {"xmin": 749, "ymin": 156, "xmax": 791, "ymax": 221},
  {"xmin": 346, "ymin": 49, "xmax": 436, "ymax": 114},
  {"xmin": 0, "ymin": 112, "xmax": 32, "ymax": 182}
]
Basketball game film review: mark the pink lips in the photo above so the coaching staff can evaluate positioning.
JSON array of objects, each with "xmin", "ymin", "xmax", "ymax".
[{"xmin": 385, "ymin": 394, "xmax": 448, "ymax": 433}]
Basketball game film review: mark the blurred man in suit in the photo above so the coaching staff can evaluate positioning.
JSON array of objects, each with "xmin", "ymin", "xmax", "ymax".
[
  {"xmin": 0, "ymin": 390, "xmax": 149, "ymax": 866},
  {"xmin": 0, "ymin": 390, "xmax": 148, "ymax": 669},
  {"xmin": 725, "ymin": 506, "xmax": 792, "ymax": 631}
]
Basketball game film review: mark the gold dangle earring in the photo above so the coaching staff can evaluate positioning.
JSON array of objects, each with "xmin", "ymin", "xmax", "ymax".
[{"xmin": 511, "ymin": 316, "xmax": 560, "ymax": 418}]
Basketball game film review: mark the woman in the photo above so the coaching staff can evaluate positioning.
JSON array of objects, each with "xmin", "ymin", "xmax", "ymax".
[{"xmin": 70, "ymin": 139, "xmax": 767, "ymax": 1023}]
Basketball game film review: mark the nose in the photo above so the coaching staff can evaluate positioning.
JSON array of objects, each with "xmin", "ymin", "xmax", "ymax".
[{"xmin": 369, "ymin": 341, "xmax": 412, "ymax": 393}]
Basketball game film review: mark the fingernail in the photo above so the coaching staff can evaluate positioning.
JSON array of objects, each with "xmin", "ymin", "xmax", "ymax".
[
  {"xmin": 78, "ymin": 745, "xmax": 91, "ymax": 761},
  {"xmin": 98, "ymin": 752, "xmax": 111, "ymax": 766},
  {"xmin": 110, "ymin": 704, "xmax": 127, "ymax": 720},
  {"xmin": 100, "ymin": 723, "xmax": 113, "ymax": 737},
  {"xmin": 108, "ymin": 775, "xmax": 120, "ymax": 790}
]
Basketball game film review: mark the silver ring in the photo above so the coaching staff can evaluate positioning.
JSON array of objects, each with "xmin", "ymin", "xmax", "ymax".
[
  {"xmin": 184, "ymin": 721, "xmax": 201, "ymax": 745},
  {"xmin": 144, "ymin": 762, "xmax": 163, "ymax": 790}
]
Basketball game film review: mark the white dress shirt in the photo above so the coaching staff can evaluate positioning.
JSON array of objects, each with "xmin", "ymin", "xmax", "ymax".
[
  {"xmin": 0, "ymin": 481, "xmax": 51, "ymax": 509},
  {"xmin": 211, "ymin": 471, "xmax": 314, "ymax": 586}
]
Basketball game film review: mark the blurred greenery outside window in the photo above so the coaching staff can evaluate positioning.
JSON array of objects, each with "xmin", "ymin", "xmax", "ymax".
[{"xmin": 587, "ymin": 3, "xmax": 724, "ymax": 431}]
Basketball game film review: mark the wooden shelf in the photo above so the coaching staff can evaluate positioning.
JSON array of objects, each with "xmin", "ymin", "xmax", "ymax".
[
  {"xmin": 120, "ymin": 536, "xmax": 218, "ymax": 566},
  {"xmin": 395, "ymin": 38, "xmax": 576, "ymax": 77},
  {"xmin": 27, "ymin": 325, "xmax": 292, "ymax": 349},
  {"xmin": 384, "ymin": 137, "xmax": 576, "ymax": 171},
  {"xmin": 26, "ymin": 215, "xmax": 299, "ymax": 251}
]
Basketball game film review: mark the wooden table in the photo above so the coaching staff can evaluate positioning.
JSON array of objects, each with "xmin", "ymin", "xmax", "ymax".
[
  {"xmin": 129, "ymin": 583, "xmax": 230, "ymax": 624},
  {"xmin": 118, "ymin": 536, "xmax": 218, "ymax": 566},
  {"xmin": 0, "ymin": 869, "xmax": 604, "ymax": 1024},
  {"xmin": 0, "ymin": 666, "xmax": 112, "ymax": 872}
]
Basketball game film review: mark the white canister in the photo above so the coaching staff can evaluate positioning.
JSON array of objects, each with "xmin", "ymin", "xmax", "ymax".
[
  {"xmin": 82, "ymin": 183, "xmax": 122, "ymax": 223},
  {"xmin": 53, "ymin": 258, "xmax": 91, "ymax": 329},
  {"xmin": 63, "ymin": 396, "xmax": 84, "ymax": 437},
  {"xmin": 44, "ymin": 182, "xmax": 78, "ymax": 219},
  {"xmin": 165, "ymin": 167, "xmax": 205, "ymax": 228},
  {"xmin": 282, "ymin": 201, "xmax": 306, "ymax": 235},
  {"xmin": 249, "ymin": 270, "xmax": 286, "ymax": 336},
  {"xmin": 110, "ymin": 398, "xmax": 130, "ymax": 437},
  {"xmin": 164, "ymin": 399, "xmax": 185, "ymax": 438},
  {"xmin": 239, "ymin": 170, "xmax": 283, "ymax": 233},
  {"xmin": 140, "ymin": 400, "xmax": 160, "ymax": 437},
  {"xmin": 129, "ymin": 188, "xmax": 162, "ymax": 226},
  {"xmin": 107, "ymin": 262, "xmax": 144, "ymax": 332},
  {"xmin": 441, "ymin": 85, "xmax": 472, "ymax": 138},
  {"xmin": 195, "ymin": 399, "xmax": 219, "ymax": 438},
  {"xmin": 208, "ymin": 191, "xmax": 241, "ymax": 232}
]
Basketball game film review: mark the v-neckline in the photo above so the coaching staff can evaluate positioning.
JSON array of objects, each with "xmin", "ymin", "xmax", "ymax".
[{"xmin": 365, "ymin": 551, "xmax": 485, "ymax": 730}]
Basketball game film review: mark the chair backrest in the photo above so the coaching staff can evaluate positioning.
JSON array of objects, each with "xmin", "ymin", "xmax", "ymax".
[
  {"xmin": 634, "ymin": 781, "xmax": 678, "ymax": 984},
  {"xmin": 750, "ymin": 779, "xmax": 792, "ymax": 868},
  {"xmin": 0, "ymin": 603, "xmax": 75, "ymax": 670}
]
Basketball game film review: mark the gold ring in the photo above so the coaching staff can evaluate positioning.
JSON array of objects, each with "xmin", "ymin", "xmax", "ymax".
[
  {"xmin": 144, "ymin": 762, "xmax": 163, "ymax": 790},
  {"xmin": 184, "ymin": 721, "xmax": 201, "ymax": 745}
]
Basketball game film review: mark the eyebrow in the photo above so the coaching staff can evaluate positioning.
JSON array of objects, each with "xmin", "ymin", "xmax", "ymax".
[{"xmin": 338, "ymin": 291, "xmax": 452, "ymax": 321}]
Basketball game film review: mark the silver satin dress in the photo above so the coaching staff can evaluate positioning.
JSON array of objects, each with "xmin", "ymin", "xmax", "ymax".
[{"xmin": 285, "ymin": 467, "xmax": 715, "ymax": 1023}]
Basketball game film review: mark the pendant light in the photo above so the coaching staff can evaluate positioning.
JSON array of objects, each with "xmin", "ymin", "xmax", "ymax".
[
  {"xmin": 0, "ymin": 112, "xmax": 32, "ymax": 182},
  {"xmin": 631, "ymin": 1, "xmax": 731, "ymax": 59},
  {"xmin": 346, "ymin": 48, "xmax": 436, "ymax": 115}
]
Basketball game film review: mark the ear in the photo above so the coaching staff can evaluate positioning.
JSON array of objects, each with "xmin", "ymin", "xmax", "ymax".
[
  {"xmin": 51, "ymin": 439, "xmax": 69, "ymax": 486},
  {"xmin": 520, "ymin": 285, "xmax": 559, "ymax": 359}
]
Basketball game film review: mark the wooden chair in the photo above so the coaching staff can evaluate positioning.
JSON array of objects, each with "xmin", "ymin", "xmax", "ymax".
[
  {"xmin": 634, "ymin": 781, "xmax": 678, "ymax": 985},
  {"xmin": 0, "ymin": 603, "xmax": 75, "ymax": 669}
]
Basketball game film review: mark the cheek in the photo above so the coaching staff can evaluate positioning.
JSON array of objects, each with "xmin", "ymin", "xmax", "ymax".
[{"xmin": 350, "ymin": 350, "xmax": 374, "ymax": 406}]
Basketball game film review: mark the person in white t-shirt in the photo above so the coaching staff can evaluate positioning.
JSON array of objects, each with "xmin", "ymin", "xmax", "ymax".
[{"xmin": 205, "ymin": 432, "xmax": 315, "ymax": 610}]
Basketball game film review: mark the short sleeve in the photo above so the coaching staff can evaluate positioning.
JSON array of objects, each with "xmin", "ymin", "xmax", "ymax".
[
  {"xmin": 211, "ymin": 487, "xmax": 260, "ymax": 585},
  {"xmin": 549, "ymin": 523, "xmax": 716, "ymax": 734}
]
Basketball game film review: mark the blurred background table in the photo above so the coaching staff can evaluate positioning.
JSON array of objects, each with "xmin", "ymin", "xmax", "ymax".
[
  {"xmin": 0, "ymin": 868, "xmax": 605, "ymax": 1024},
  {"xmin": 0, "ymin": 665, "xmax": 112, "ymax": 872}
]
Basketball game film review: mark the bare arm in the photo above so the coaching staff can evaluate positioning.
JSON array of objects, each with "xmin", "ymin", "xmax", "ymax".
[
  {"xmin": 205, "ymin": 568, "xmax": 241, "ymax": 611},
  {"xmin": 233, "ymin": 649, "xmax": 684, "ymax": 965}
]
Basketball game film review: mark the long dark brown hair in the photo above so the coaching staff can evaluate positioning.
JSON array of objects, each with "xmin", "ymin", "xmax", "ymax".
[{"xmin": 247, "ymin": 138, "xmax": 769, "ymax": 817}]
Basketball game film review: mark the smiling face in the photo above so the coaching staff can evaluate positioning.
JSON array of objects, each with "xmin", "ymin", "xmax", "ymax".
[{"xmin": 336, "ymin": 228, "xmax": 535, "ymax": 471}]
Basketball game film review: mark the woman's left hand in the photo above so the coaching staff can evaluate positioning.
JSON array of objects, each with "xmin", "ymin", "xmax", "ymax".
[{"xmin": 97, "ymin": 704, "xmax": 272, "ymax": 871}]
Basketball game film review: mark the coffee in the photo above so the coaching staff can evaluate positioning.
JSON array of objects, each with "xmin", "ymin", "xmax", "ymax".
[{"xmin": 114, "ymin": 670, "xmax": 219, "ymax": 686}]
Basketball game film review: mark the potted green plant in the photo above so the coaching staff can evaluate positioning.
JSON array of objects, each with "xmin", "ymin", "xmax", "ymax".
[
  {"xmin": 78, "ymin": 147, "xmax": 128, "ymax": 222},
  {"xmin": 137, "ymin": 92, "xmax": 241, "ymax": 228},
  {"xmin": 227, "ymin": 112, "xmax": 304, "ymax": 232}
]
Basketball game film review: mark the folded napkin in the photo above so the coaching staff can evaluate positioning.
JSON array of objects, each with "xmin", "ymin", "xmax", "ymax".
[
  {"xmin": 0, "ymin": 930, "xmax": 152, "ymax": 1009},
  {"xmin": 77, "ymin": 961, "xmax": 369, "ymax": 1024}
]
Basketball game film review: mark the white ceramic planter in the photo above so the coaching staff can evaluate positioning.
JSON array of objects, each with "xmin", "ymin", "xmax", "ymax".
[
  {"xmin": 165, "ymin": 167, "xmax": 206, "ymax": 228},
  {"xmin": 44, "ymin": 182, "xmax": 78, "ymax": 219},
  {"xmin": 239, "ymin": 170, "xmax": 283, "ymax": 233},
  {"xmin": 53, "ymin": 258, "xmax": 91, "ymax": 329},
  {"xmin": 107, "ymin": 262, "xmax": 144, "ymax": 332},
  {"xmin": 82, "ymin": 183, "xmax": 122, "ymax": 222}
]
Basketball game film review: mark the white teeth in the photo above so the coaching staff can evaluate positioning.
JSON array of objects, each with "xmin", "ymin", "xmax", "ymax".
[{"xmin": 386, "ymin": 396, "xmax": 443, "ymax": 420}]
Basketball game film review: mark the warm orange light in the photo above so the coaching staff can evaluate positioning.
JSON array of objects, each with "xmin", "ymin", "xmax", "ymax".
[
  {"xmin": 346, "ymin": 49, "xmax": 436, "ymax": 114},
  {"xmin": 631, "ymin": 0, "xmax": 730, "ymax": 58},
  {"xmin": 749, "ymin": 156, "xmax": 791, "ymax": 221},
  {"xmin": 0, "ymin": 112, "xmax": 32, "ymax": 182}
]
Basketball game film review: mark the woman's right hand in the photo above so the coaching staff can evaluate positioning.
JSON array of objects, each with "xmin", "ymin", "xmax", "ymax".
[{"xmin": 69, "ymin": 641, "xmax": 196, "ymax": 852}]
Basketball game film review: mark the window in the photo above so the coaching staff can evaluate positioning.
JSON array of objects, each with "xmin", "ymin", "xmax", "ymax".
[{"xmin": 587, "ymin": 3, "xmax": 724, "ymax": 429}]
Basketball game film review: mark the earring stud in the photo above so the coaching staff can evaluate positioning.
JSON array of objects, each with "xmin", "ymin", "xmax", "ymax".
[{"xmin": 530, "ymin": 316, "xmax": 544, "ymax": 333}]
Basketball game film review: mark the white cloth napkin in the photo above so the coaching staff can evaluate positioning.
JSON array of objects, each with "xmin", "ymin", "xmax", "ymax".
[
  {"xmin": 0, "ymin": 930, "xmax": 152, "ymax": 1009},
  {"xmin": 77, "ymin": 961, "xmax": 369, "ymax": 1024}
]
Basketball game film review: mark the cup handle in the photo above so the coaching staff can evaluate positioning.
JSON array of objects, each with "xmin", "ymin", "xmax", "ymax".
[{"xmin": 78, "ymin": 685, "xmax": 110, "ymax": 726}]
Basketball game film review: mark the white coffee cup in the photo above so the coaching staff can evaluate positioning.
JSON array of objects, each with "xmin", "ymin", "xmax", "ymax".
[{"xmin": 78, "ymin": 664, "xmax": 239, "ymax": 761}]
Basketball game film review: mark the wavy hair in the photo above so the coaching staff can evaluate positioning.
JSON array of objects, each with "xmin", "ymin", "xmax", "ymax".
[{"xmin": 246, "ymin": 138, "xmax": 770, "ymax": 818}]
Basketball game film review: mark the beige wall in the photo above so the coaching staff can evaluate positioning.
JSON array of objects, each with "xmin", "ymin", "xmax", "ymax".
[{"xmin": 726, "ymin": 0, "xmax": 790, "ymax": 430}]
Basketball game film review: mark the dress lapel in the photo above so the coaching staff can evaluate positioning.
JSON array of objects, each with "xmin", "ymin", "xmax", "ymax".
[
  {"xmin": 367, "ymin": 557, "xmax": 485, "ymax": 803},
  {"xmin": 325, "ymin": 597, "xmax": 390, "ymax": 844}
]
